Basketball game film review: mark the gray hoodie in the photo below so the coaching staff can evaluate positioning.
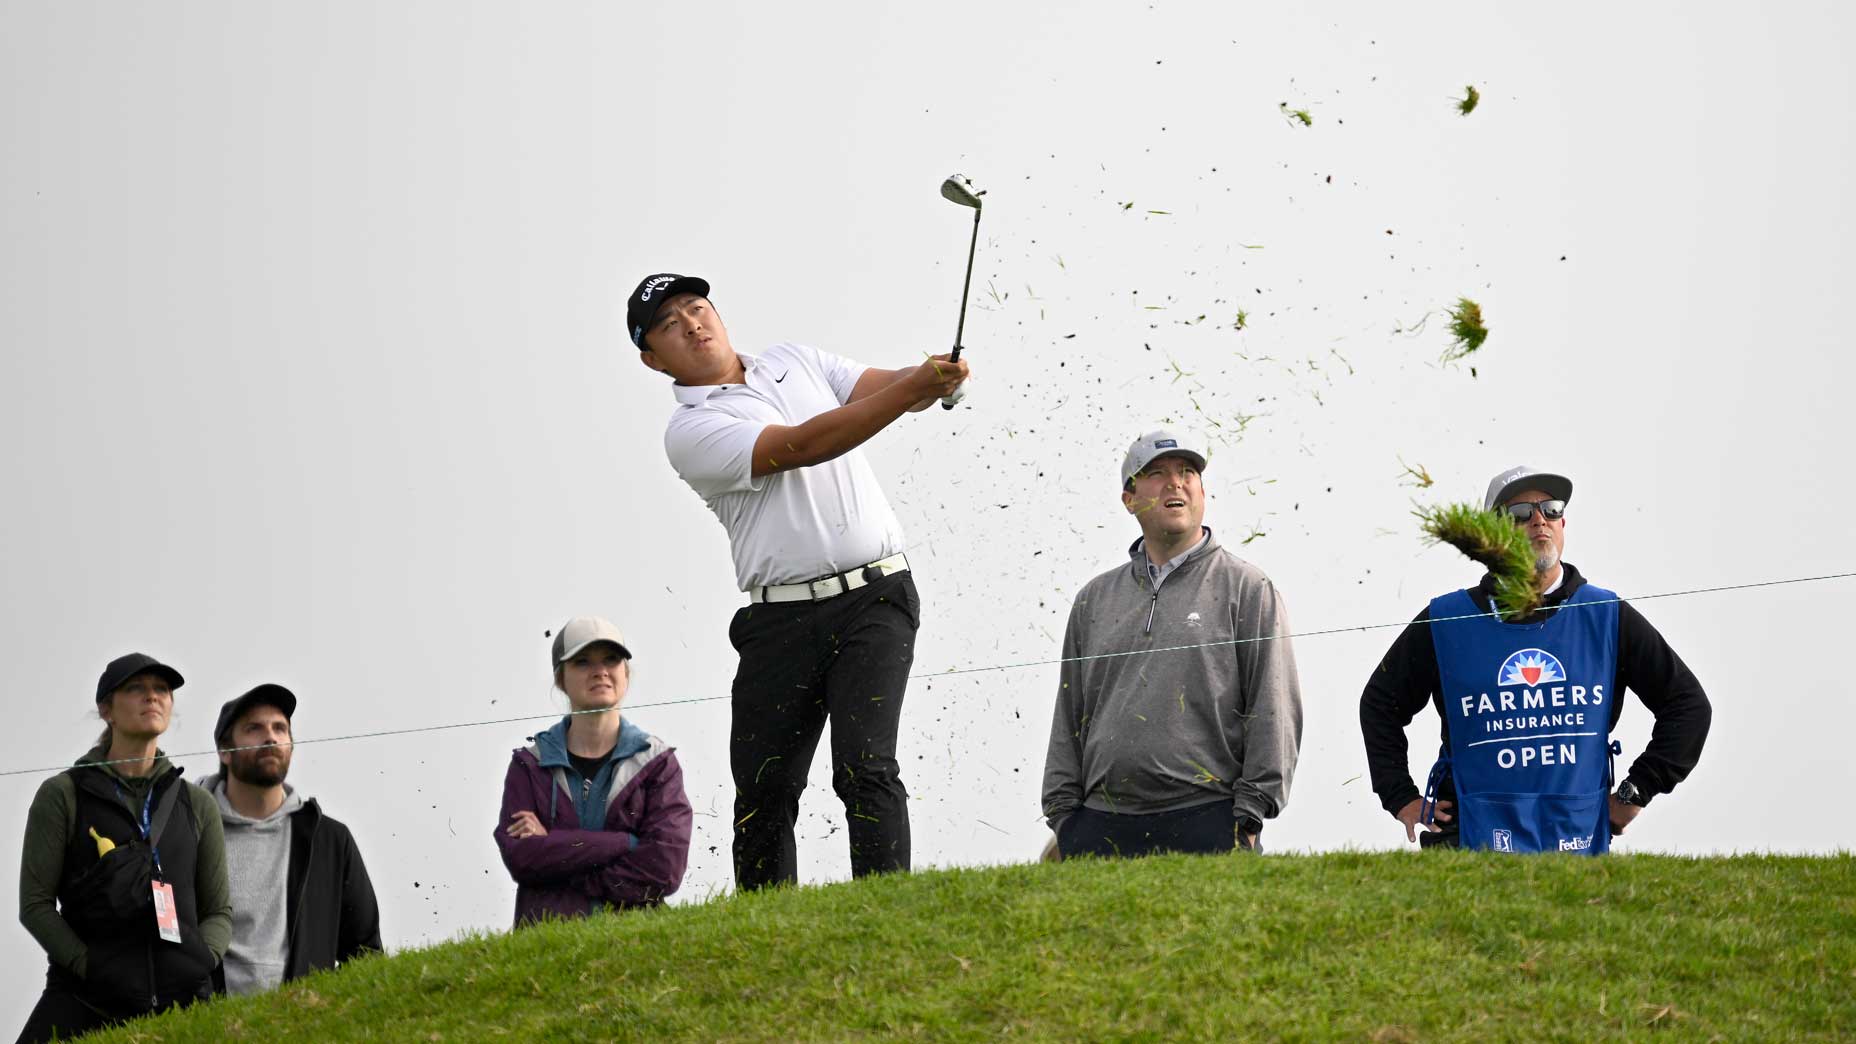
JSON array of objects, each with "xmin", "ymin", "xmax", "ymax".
[
  {"xmin": 208, "ymin": 776, "xmax": 302, "ymax": 996},
  {"xmin": 1042, "ymin": 532, "xmax": 1304, "ymax": 829}
]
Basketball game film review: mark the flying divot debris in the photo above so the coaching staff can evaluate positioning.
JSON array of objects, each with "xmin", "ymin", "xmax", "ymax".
[{"xmin": 1415, "ymin": 502, "xmax": 1539, "ymax": 618}]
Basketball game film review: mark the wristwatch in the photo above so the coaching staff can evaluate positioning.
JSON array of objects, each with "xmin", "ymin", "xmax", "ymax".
[
  {"xmin": 1613, "ymin": 779, "xmax": 1650, "ymax": 807},
  {"xmin": 1236, "ymin": 815, "xmax": 1263, "ymax": 847}
]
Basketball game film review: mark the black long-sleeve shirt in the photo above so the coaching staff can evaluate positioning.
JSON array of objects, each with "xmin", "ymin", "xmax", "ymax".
[{"xmin": 1359, "ymin": 562, "xmax": 1712, "ymax": 815}]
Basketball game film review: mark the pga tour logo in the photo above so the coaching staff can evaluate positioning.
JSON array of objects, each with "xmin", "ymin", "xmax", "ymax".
[
  {"xmin": 1492, "ymin": 829, "xmax": 1514, "ymax": 852},
  {"xmin": 1497, "ymin": 648, "xmax": 1566, "ymax": 688}
]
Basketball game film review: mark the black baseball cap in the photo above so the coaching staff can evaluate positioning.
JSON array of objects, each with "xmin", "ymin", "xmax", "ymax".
[
  {"xmin": 627, "ymin": 273, "xmax": 711, "ymax": 349},
  {"xmin": 214, "ymin": 684, "xmax": 298, "ymax": 746},
  {"xmin": 95, "ymin": 653, "xmax": 184, "ymax": 703}
]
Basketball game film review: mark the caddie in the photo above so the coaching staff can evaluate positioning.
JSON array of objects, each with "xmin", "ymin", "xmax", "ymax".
[{"xmin": 1358, "ymin": 465, "xmax": 1713, "ymax": 852}]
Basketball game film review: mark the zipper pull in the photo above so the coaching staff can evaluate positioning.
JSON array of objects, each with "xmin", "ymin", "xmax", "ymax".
[{"xmin": 1144, "ymin": 591, "xmax": 1158, "ymax": 635}]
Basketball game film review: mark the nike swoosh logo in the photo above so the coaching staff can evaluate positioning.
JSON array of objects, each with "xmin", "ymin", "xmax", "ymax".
[{"xmin": 774, "ymin": 372, "xmax": 787, "ymax": 383}]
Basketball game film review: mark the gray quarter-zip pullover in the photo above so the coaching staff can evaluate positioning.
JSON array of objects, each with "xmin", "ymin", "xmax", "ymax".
[{"xmin": 1042, "ymin": 532, "xmax": 1304, "ymax": 830}]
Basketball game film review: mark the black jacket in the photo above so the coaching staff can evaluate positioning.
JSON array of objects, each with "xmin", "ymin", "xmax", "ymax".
[
  {"xmin": 210, "ymin": 794, "xmax": 381, "ymax": 990},
  {"xmin": 58, "ymin": 765, "xmax": 218, "ymax": 1012},
  {"xmin": 1359, "ymin": 563, "xmax": 1713, "ymax": 814},
  {"xmin": 284, "ymin": 799, "xmax": 380, "ymax": 980}
]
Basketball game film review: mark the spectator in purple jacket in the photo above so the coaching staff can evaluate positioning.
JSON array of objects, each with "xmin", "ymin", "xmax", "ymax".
[{"xmin": 495, "ymin": 617, "xmax": 691, "ymax": 926}]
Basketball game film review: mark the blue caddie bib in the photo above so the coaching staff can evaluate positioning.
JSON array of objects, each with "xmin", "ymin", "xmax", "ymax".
[{"xmin": 1426, "ymin": 584, "xmax": 1620, "ymax": 855}]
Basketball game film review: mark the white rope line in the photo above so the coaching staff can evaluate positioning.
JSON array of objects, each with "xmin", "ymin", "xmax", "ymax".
[{"xmin": 7, "ymin": 570, "xmax": 1848, "ymax": 781}]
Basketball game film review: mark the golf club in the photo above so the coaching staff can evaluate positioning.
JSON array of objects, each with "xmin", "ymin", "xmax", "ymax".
[{"xmin": 939, "ymin": 174, "xmax": 984, "ymax": 408}]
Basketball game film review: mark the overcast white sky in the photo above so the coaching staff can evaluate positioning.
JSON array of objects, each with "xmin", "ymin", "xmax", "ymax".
[{"xmin": 4, "ymin": 0, "xmax": 1853, "ymax": 1023}]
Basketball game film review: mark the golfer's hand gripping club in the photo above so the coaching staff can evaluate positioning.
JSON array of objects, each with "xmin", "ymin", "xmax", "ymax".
[
  {"xmin": 941, "ymin": 344, "xmax": 967, "ymax": 408},
  {"xmin": 911, "ymin": 352, "xmax": 968, "ymax": 411}
]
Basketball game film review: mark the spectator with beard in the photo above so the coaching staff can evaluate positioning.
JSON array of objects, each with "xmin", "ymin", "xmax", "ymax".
[{"xmin": 203, "ymin": 684, "xmax": 381, "ymax": 994}]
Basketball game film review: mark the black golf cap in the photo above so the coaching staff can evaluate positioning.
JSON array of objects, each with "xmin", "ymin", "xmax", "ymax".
[
  {"xmin": 95, "ymin": 652, "xmax": 184, "ymax": 703},
  {"xmin": 627, "ymin": 273, "xmax": 711, "ymax": 349},
  {"xmin": 214, "ymin": 684, "xmax": 298, "ymax": 746}
]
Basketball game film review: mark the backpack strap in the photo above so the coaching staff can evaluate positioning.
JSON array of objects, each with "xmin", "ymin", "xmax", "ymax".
[{"xmin": 147, "ymin": 779, "xmax": 185, "ymax": 848}]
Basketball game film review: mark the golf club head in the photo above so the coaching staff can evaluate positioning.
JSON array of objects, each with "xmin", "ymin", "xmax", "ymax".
[{"xmin": 940, "ymin": 175, "xmax": 983, "ymax": 210}]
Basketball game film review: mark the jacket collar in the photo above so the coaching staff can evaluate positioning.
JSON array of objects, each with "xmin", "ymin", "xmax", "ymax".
[
  {"xmin": 531, "ymin": 715, "xmax": 649, "ymax": 769},
  {"xmin": 1126, "ymin": 527, "xmax": 1219, "ymax": 581},
  {"xmin": 200, "ymin": 772, "xmax": 306, "ymax": 825},
  {"xmin": 74, "ymin": 744, "xmax": 177, "ymax": 787},
  {"xmin": 1475, "ymin": 561, "xmax": 1587, "ymax": 620}
]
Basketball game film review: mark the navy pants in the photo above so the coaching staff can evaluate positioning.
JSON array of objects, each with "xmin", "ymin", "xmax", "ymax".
[
  {"xmin": 728, "ymin": 570, "xmax": 918, "ymax": 889},
  {"xmin": 1059, "ymin": 799, "xmax": 1261, "ymax": 858}
]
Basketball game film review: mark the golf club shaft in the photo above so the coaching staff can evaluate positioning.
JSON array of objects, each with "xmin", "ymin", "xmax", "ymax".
[
  {"xmin": 952, "ymin": 207, "xmax": 979, "ymax": 361},
  {"xmin": 942, "ymin": 207, "xmax": 980, "ymax": 409}
]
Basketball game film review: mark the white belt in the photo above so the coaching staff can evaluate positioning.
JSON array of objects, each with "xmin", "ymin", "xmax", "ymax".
[{"xmin": 750, "ymin": 554, "xmax": 910, "ymax": 604}]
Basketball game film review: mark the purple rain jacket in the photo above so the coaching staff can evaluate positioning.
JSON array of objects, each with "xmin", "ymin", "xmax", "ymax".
[{"xmin": 495, "ymin": 716, "xmax": 692, "ymax": 927}]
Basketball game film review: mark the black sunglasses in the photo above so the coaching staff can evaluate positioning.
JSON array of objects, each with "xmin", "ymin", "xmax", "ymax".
[{"xmin": 1503, "ymin": 499, "xmax": 1566, "ymax": 523}]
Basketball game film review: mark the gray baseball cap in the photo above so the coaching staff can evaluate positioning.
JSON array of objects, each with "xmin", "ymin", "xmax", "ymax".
[
  {"xmin": 1484, "ymin": 464, "xmax": 1573, "ymax": 511},
  {"xmin": 1120, "ymin": 429, "xmax": 1208, "ymax": 489},
  {"xmin": 551, "ymin": 617, "xmax": 632, "ymax": 668}
]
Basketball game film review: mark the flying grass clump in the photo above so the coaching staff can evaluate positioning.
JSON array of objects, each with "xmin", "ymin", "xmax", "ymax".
[
  {"xmin": 1444, "ymin": 297, "xmax": 1488, "ymax": 361},
  {"xmin": 1416, "ymin": 502, "xmax": 1540, "ymax": 619},
  {"xmin": 1279, "ymin": 102, "xmax": 1313, "ymax": 127},
  {"xmin": 1457, "ymin": 85, "xmax": 1480, "ymax": 115}
]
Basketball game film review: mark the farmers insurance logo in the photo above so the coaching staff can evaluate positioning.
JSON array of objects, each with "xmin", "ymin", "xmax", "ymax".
[{"xmin": 1497, "ymin": 648, "xmax": 1566, "ymax": 687}]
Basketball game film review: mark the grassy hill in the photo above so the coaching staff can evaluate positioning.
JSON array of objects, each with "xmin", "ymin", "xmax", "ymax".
[{"xmin": 87, "ymin": 851, "xmax": 1853, "ymax": 1042}]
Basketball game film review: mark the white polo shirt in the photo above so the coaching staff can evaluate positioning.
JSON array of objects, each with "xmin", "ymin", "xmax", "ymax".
[{"xmin": 663, "ymin": 342, "xmax": 907, "ymax": 591}]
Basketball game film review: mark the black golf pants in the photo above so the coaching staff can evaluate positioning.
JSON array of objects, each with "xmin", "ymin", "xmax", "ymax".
[
  {"xmin": 1058, "ymin": 799, "xmax": 1260, "ymax": 858},
  {"xmin": 728, "ymin": 570, "xmax": 918, "ymax": 889}
]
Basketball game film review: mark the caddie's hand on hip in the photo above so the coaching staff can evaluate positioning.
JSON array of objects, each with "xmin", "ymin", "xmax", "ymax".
[
  {"xmin": 1607, "ymin": 795, "xmax": 1643, "ymax": 835},
  {"xmin": 1396, "ymin": 797, "xmax": 1451, "ymax": 843}
]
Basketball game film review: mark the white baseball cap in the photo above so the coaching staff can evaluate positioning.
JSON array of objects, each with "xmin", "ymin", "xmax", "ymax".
[
  {"xmin": 1484, "ymin": 465, "xmax": 1573, "ymax": 511},
  {"xmin": 1120, "ymin": 429, "xmax": 1209, "ymax": 489},
  {"xmin": 551, "ymin": 617, "xmax": 632, "ymax": 668}
]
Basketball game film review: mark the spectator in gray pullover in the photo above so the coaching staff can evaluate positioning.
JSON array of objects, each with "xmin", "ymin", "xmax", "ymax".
[
  {"xmin": 205, "ymin": 684, "xmax": 381, "ymax": 995},
  {"xmin": 1042, "ymin": 430, "xmax": 1304, "ymax": 857}
]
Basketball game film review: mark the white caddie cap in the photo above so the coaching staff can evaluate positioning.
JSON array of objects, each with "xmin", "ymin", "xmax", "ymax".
[{"xmin": 1484, "ymin": 464, "xmax": 1573, "ymax": 511}]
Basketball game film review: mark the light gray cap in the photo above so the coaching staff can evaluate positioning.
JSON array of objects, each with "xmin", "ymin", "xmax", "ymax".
[
  {"xmin": 551, "ymin": 616, "xmax": 632, "ymax": 668},
  {"xmin": 1121, "ymin": 429, "xmax": 1208, "ymax": 489},
  {"xmin": 1484, "ymin": 464, "xmax": 1573, "ymax": 511}
]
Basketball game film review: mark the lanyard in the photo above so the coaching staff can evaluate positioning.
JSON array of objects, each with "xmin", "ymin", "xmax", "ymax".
[{"xmin": 114, "ymin": 781, "xmax": 163, "ymax": 879}]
